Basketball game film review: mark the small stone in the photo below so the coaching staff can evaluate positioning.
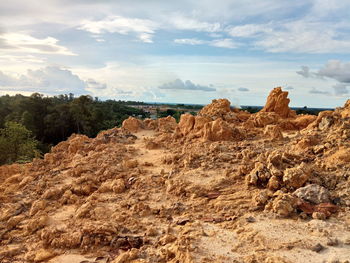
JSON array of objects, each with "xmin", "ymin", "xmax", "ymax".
[
  {"xmin": 312, "ymin": 212, "xmax": 327, "ymax": 220},
  {"xmin": 245, "ymin": 216, "xmax": 256, "ymax": 223},
  {"xmin": 299, "ymin": 212, "xmax": 309, "ymax": 220},
  {"xmin": 112, "ymin": 179, "xmax": 125, "ymax": 194},
  {"xmin": 294, "ymin": 184, "xmax": 330, "ymax": 205},
  {"xmin": 311, "ymin": 243, "xmax": 324, "ymax": 253}
]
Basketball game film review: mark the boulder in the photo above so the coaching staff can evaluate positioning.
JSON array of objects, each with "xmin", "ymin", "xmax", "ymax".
[
  {"xmin": 122, "ymin": 117, "xmax": 143, "ymax": 133},
  {"xmin": 293, "ymin": 184, "xmax": 330, "ymax": 204},
  {"xmin": 283, "ymin": 163, "xmax": 311, "ymax": 189}
]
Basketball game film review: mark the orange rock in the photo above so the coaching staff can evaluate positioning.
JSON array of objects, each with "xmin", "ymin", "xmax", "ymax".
[
  {"xmin": 157, "ymin": 116, "xmax": 177, "ymax": 133},
  {"xmin": 193, "ymin": 116, "xmax": 211, "ymax": 131},
  {"xmin": 144, "ymin": 118, "xmax": 158, "ymax": 130},
  {"xmin": 326, "ymin": 147, "xmax": 350, "ymax": 166},
  {"xmin": 308, "ymin": 110, "xmax": 334, "ymax": 129},
  {"xmin": 198, "ymin": 98, "xmax": 231, "ymax": 119},
  {"xmin": 340, "ymin": 99, "xmax": 350, "ymax": 118},
  {"xmin": 249, "ymin": 112, "xmax": 280, "ymax": 127},
  {"xmin": 292, "ymin": 115, "xmax": 317, "ymax": 130},
  {"xmin": 122, "ymin": 117, "xmax": 143, "ymax": 133},
  {"xmin": 283, "ymin": 163, "xmax": 311, "ymax": 189},
  {"xmin": 264, "ymin": 125, "xmax": 283, "ymax": 140},
  {"xmin": 202, "ymin": 118, "xmax": 241, "ymax": 141},
  {"xmin": 178, "ymin": 114, "xmax": 195, "ymax": 135},
  {"xmin": 260, "ymin": 87, "xmax": 296, "ymax": 118}
]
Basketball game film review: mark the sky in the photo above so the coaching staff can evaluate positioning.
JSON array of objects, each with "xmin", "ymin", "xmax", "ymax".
[{"xmin": 0, "ymin": 0, "xmax": 350, "ymax": 107}]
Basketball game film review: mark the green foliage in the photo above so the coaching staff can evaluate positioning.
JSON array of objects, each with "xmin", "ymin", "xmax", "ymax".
[
  {"xmin": 295, "ymin": 106, "xmax": 322, "ymax": 116},
  {"xmin": 0, "ymin": 93, "xmax": 149, "ymax": 159},
  {"xmin": 0, "ymin": 121, "xmax": 40, "ymax": 165}
]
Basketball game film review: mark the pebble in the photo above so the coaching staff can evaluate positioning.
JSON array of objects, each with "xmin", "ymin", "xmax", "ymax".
[{"xmin": 311, "ymin": 243, "xmax": 325, "ymax": 253}]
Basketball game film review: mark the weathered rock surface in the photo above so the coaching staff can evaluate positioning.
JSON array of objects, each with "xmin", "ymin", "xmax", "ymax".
[
  {"xmin": 294, "ymin": 184, "xmax": 330, "ymax": 204},
  {"xmin": 198, "ymin": 98, "xmax": 231, "ymax": 119},
  {"xmin": 1, "ymin": 87, "xmax": 350, "ymax": 263},
  {"xmin": 122, "ymin": 116, "xmax": 143, "ymax": 132},
  {"xmin": 261, "ymin": 87, "xmax": 296, "ymax": 118}
]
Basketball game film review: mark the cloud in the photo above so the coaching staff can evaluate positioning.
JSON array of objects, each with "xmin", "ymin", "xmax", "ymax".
[
  {"xmin": 0, "ymin": 33, "xmax": 75, "ymax": 55},
  {"xmin": 309, "ymin": 87, "xmax": 330, "ymax": 95},
  {"xmin": 0, "ymin": 66, "xmax": 96, "ymax": 94},
  {"xmin": 86, "ymin": 79, "xmax": 107, "ymax": 90},
  {"xmin": 174, "ymin": 38, "xmax": 238, "ymax": 49},
  {"xmin": 333, "ymin": 83, "xmax": 349, "ymax": 95},
  {"xmin": 80, "ymin": 15, "xmax": 158, "ymax": 43},
  {"xmin": 169, "ymin": 15, "xmax": 221, "ymax": 32},
  {"xmin": 316, "ymin": 60, "xmax": 350, "ymax": 83},
  {"xmin": 174, "ymin": 38, "xmax": 205, "ymax": 45},
  {"xmin": 296, "ymin": 66, "xmax": 311, "ymax": 78},
  {"xmin": 250, "ymin": 20, "xmax": 350, "ymax": 54},
  {"xmin": 158, "ymin": 79, "xmax": 216, "ymax": 92},
  {"xmin": 285, "ymin": 86, "xmax": 294, "ymax": 90},
  {"xmin": 238, "ymin": 87, "xmax": 249, "ymax": 92},
  {"xmin": 210, "ymin": 38, "xmax": 238, "ymax": 49},
  {"xmin": 298, "ymin": 61, "xmax": 350, "ymax": 96},
  {"xmin": 226, "ymin": 24, "xmax": 271, "ymax": 37}
]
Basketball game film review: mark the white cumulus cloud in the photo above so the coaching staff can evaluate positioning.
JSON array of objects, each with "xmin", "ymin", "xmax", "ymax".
[
  {"xmin": 169, "ymin": 15, "xmax": 221, "ymax": 32},
  {"xmin": 0, "ymin": 33, "xmax": 75, "ymax": 55},
  {"xmin": 0, "ymin": 66, "xmax": 105, "ymax": 95},
  {"xmin": 79, "ymin": 15, "xmax": 158, "ymax": 43}
]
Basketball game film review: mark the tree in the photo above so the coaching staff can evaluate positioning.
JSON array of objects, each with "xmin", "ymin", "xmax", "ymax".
[
  {"xmin": 0, "ymin": 121, "xmax": 40, "ymax": 164},
  {"xmin": 70, "ymin": 95, "xmax": 94, "ymax": 135}
]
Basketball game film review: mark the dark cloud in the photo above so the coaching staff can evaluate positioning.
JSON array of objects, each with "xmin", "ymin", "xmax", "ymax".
[
  {"xmin": 296, "ymin": 66, "xmax": 311, "ymax": 78},
  {"xmin": 299, "ymin": 61, "xmax": 350, "ymax": 84},
  {"xmin": 158, "ymin": 79, "xmax": 216, "ymax": 92},
  {"xmin": 333, "ymin": 83, "xmax": 349, "ymax": 95},
  {"xmin": 317, "ymin": 60, "xmax": 350, "ymax": 83},
  {"xmin": 86, "ymin": 79, "xmax": 107, "ymax": 90},
  {"xmin": 309, "ymin": 87, "xmax": 330, "ymax": 95},
  {"xmin": 299, "ymin": 61, "xmax": 350, "ymax": 97},
  {"xmin": 238, "ymin": 87, "xmax": 249, "ymax": 92}
]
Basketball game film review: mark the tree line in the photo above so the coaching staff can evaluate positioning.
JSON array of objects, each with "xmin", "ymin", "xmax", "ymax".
[{"xmin": 0, "ymin": 93, "xmax": 148, "ymax": 165}]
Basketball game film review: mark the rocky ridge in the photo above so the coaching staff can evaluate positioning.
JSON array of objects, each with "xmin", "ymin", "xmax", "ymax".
[{"xmin": 0, "ymin": 87, "xmax": 350, "ymax": 263}]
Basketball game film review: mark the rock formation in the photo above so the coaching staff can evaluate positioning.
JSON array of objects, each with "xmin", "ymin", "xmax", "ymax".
[
  {"xmin": 260, "ymin": 87, "xmax": 296, "ymax": 118},
  {"xmin": 1, "ymin": 87, "xmax": 350, "ymax": 263}
]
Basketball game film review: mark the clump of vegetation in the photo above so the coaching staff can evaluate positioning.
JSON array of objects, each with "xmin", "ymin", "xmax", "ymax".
[
  {"xmin": 0, "ymin": 93, "xmax": 148, "ymax": 155},
  {"xmin": 0, "ymin": 121, "xmax": 40, "ymax": 165}
]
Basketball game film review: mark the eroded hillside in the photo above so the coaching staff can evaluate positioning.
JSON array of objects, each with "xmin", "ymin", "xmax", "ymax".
[{"xmin": 1, "ymin": 87, "xmax": 350, "ymax": 263}]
